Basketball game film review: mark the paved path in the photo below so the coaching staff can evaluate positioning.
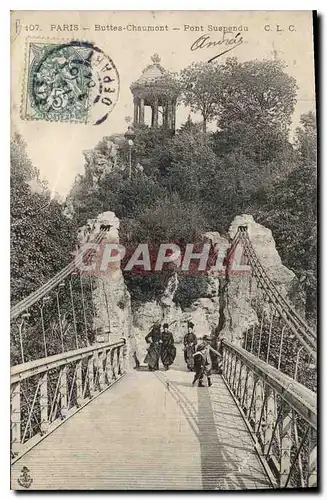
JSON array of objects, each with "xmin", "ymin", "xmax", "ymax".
[{"xmin": 11, "ymin": 354, "xmax": 271, "ymax": 490}]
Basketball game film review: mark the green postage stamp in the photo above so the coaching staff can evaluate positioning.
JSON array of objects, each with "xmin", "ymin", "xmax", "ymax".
[{"xmin": 21, "ymin": 40, "xmax": 120, "ymax": 124}]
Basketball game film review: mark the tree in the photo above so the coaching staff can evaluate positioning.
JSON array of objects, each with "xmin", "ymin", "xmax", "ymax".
[
  {"xmin": 252, "ymin": 162, "xmax": 317, "ymax": 322},
  {"xmin": 294, "ymin": 111, "xmax": 317, "ymax": 165},
  {"xmin": 219, "ymin": 58, "xmax": 297, "ymax": 129},
  {"xmin": 121, "ymin": 194, "xmax": 210, "ymax": 304},
  {"xmin": 213, "ymin": 58, "xmax": 298, "ymax": 164},
  {"xmin": 179, "ymin": 61, "xmax": 223, "ymax": 133},
  {"xmin": 158, "ymin": 127, "xmax": 219, "ymax": 201},
  {"xmin": 11, "ymin": 136, "xmax": 75, "ymax": 304},
  {"xmin": 11, "ymin": 136, "xmax": 79, "ymax": 363}
]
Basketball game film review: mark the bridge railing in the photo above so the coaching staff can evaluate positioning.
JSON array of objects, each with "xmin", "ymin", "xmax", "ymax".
[
  {"xmin": 11, "ymin": 338, "xmax": 127, "ymax": 463},
  {"xmin": 222, "ymin": 339, "xmax": 317, "ymax": 489}
]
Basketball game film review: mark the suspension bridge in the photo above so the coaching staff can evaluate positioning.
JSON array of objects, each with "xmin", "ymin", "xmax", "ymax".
[{"xmin": 10, "ymin": 224, "xmax": 317, "ymax": 490}]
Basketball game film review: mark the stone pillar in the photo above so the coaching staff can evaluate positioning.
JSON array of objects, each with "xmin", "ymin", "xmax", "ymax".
[
  {"xmin": 139, "ymin": 98, "xmax": 145, "ymax": 124},
  {"xmin": 153, "ymin": 97, "xmax": 158, "ymax": 128},
  {"xmin": 133, "ymin": 97, "xmax": 139, "ymax": 124},
  {"xmin": 76, "ymin": 211, "xmax": 132, "ymax": 345}
]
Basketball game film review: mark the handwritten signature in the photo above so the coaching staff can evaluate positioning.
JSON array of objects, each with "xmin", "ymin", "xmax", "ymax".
[{"xmin": 191, "ymin": 32, "xmax": 243, "ymax": 63}]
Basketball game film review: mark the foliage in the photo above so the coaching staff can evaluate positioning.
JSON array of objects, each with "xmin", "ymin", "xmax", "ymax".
[
  {"xmin": 174, "ymin": 276, "xmax": 209, "ymax": 309},
  {"xmin": 11, "ymin": 136, "xmax": 76, "ymax": 304},
  {"xmin": 179, "ymin": 61, "xmax": 223, "ymax": 132},
  {"xmin": 10, "ymin": 136, "xmax": 82, "ymax": 363},
  {"xmin": 218, "ymin": 58, "xmax": 297, "ymax": 130},
  {"xmin": 251, "ymin": 113, "xmax": 317, "ymax": 320},
  {"xmin": 212, "ymin": 58, "xmax": 298, "ymax": 165},
  {"xmin": 294, "ymin": 110, "xmax": 317, "ymax": 165}
]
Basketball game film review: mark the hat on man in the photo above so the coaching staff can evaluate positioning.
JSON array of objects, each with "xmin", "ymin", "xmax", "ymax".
[
  {"xmin": 163, "ymin": 323, "xmax": 169, "ymax": 329},
  {"xmin": 187, "ymin": 321, "xmax": 194, "ymax": 328}
]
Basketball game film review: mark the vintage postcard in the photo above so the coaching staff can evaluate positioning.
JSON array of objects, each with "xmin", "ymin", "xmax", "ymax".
[{"xmin": 10, "ymin": 10, "xmax": 317, "ymax": 491}]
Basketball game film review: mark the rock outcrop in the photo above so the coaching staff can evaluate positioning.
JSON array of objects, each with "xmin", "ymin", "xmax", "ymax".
[
  {"xmin": 77, "ymin": 211, "xmax": 132, "ymax": 345},
  {"xmin": 220, "ymin": 214, "xmax": 304, "ymax": 345}
]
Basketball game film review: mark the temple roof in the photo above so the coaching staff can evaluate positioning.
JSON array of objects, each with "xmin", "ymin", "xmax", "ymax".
[
  {"xmin": 130, "ymin": 54, "xmax": 179, "ymax": 99},
  {"xmin": 134, "ymin": 54, "xmax": 166, "ymax": 85},
  {"xmin": 130, "ymin": 54, "xmax": 175, "ymax": 93}
]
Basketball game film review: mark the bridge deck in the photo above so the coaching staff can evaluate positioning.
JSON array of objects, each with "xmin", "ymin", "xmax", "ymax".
[{"xmin": 12, "ymin": 359, "xmax": 272, "ymax": 490}]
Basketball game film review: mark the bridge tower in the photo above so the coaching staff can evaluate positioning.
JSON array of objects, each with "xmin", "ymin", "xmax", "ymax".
[{"xmin": 130, "ymin": 54, "xmax": 179, "ymax": 133}]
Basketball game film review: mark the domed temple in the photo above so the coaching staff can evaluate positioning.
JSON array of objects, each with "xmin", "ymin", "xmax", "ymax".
[{"xmin": 130, "ymin": 54, "xmax": 179, "ymax": 132}]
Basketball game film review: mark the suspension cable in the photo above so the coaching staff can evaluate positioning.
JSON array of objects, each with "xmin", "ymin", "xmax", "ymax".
[
  {"xmin": 10, "ymin": 229, "xmax": 106, "ymax": 320},
  {"xmin": 234, "ymin": 227, "xmax": 316, "ymax": 357}
]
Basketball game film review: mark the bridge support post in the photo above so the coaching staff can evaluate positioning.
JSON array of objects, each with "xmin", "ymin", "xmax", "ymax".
[
  {"xmin": 280, "ymin": 409, "xmax": 292, "ymax": 487},
  {"xmin": 105, "ymin": 350, "xmax": 112, "ymax": 384},
  {"xmin": 231, "ymin": 354, "xmax": 237, "ymax": 390},
  {"xmin": 235, "ymin": 360, "xmax": 242, "ymax": 399},
  {"xmin": 76, "ymin": 360, "xmax": 83, "ymax": 407},
  {"xmin": 308, "ymin": 429, "xmax": 317, "ymax": 487},
  {"xmin": 241, "ymin": 367, "xmax": 249, "ymax": 410},
  {"xmin": 60, "ymin": 366, "xmax": 68, "ymax": 418},
  {"xmin": 40, "ymin": 372, "xmax": 48, "ymax": 434},
  {"xmin": 226, "ymin": 351, "xmax": 232, "ymax": 383},
  {"xmin": 97, "ymin": 351, "xmax": 106, "ymax": 391},
  {"xmin": 264, "ymin": 389, "xmax": 275, "ymax": 455},
  {"xmin": 88, "ymin": 356, "xmax": 95, "ymax": 396},
  {"xmin": 11, "ymin": 382, "xmax": 21, "ymax": 455},
  {"xmin": 255, "ymin": 382, "xmax": 264, "ymax": 434},
  {"xmin": 246, "ymin": 372, "xmax": 255, "ymax": 419}
]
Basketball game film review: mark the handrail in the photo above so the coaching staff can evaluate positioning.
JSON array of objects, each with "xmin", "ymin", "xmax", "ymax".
[
  {"xmin": 10, "ymin": 338, "xmax": 127, "ymax": 461},
  {"xmin": 11, "ymin": 339, "xmax": 126, "ymax": 383},
  {"xmin": 222, "ymin": 339, "xmax": 317, "ymax": 488},
  {"xmin": 222, "ymin": 339, "xmax": 316, "ymax": 429}
]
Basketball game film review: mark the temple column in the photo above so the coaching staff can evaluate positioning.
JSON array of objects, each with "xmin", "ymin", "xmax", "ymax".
[
  {"xmin": 163, "ymin": 103, "xmax": 169, "ymax": 129},
  {"xmin": 151, "ymin": 106, "xmax": 154, "ymax": 127},
  {"xmin": 153, "ymin": 97, "xmax": 158, "ymax": 128},
  {"xmin": 139, "ymin": 98, "xmax": 145, "ymax": 124},
  {"xmin": 133, "ymin": 97, "xmax": 139, "ymax": 124}
]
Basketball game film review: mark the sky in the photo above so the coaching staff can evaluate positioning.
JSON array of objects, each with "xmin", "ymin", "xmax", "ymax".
[{"xmin": 11, "ymin": 10, "xmax": 316, "ymax": 197}]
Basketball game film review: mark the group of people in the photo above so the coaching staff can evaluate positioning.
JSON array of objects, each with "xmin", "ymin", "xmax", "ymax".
[
  {"xmin": 136, "ymin": 320, "xmax": 221, "ymax": 387},
  {"xmin": 144, "ymin": 323, "xmax": 176, "ymax": 371}
]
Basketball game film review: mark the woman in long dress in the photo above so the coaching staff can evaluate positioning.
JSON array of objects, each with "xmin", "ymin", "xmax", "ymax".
[
  {"xmin": 160, "ymin": 323, "xmax": 176, "ymax": 370},
  {"xmin": 144, "ymin": 324, "xmax": 162, "ymax": 371},
  {"xmin": 183, "ymin": 321, "xmax": 197, "ymax": 371}
]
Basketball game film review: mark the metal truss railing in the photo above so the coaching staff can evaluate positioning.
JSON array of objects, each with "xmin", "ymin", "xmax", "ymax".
[
  {"xmin": 11, "ymin": 339, "xmax": 127, "ymax": 463},
  {"xmin": 222, "ymin": 340, "xmax": 317, "ymax": 489}
]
